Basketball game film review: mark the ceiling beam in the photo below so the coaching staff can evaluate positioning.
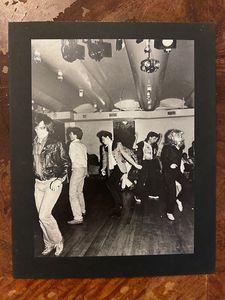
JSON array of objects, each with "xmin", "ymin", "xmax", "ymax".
[
  {"xmin": 32, "ymin": 86, "xmax": 65, "ymax": 111},
  {"xmin": 124, "ymin": 40, "xmax": 146, "ymax": 110}
]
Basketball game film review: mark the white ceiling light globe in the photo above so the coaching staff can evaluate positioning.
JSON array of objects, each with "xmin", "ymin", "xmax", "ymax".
[{"xmin": 162, "ymin": 39, "xmax": 174, "ymax": 47}]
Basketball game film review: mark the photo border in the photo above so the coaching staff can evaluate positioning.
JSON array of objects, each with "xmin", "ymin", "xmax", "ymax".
[{"xmin": 9, "ymin": 22, "xmax": 216, "ymax": 278}]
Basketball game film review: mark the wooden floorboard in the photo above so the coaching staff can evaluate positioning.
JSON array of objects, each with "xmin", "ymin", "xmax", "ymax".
[{"xmin": 34, "ymin": 177, "xmax": 194, "ymax": 257}]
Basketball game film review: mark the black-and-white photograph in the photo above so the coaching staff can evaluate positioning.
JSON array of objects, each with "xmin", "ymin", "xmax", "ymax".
[
  {"xmin": 31, "ymin": 38, "xmax": 195, "ymax": 257},
  {"xmin": 9, "ymin": 22, "xmax": 216, "ymax": 278}
]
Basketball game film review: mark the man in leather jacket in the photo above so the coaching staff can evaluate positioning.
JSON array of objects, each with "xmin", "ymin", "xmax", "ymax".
[{"xmin": 33, "ymin": 113, "xmax": 69, "ymax": 256}]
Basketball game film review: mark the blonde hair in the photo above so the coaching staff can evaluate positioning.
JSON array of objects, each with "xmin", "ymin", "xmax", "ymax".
[{"xmin": 165, "ymin": 129, "xmax": 184, "ymax": 146}]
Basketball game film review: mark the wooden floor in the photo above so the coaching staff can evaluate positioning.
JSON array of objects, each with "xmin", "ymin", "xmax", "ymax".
[{"xmin": 34, "ymin": 176, "xmax": 194, "ymax": 257}]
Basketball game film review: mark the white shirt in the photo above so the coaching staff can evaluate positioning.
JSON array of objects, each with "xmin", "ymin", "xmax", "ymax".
[
  {"xmin": 143, "ymin": 141, "xmax": 153, "ymax": 160},
  {"xmin": 69, "ymin": 140, "xmax": 87, "ymax": 169}
]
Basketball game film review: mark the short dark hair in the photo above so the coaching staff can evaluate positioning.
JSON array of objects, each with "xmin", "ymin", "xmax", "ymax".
[
  {"xmin": 145, "ymin": 131, "xmax": 160, "ymax": 142},
  {"xmin": 67, "ymin": 127, "xmax": 83, "ymax": 140},
  {"xmin": 96, "ymin": 130, "xmax": 112, "ymax": 141},
  {"xmin": 33, "ymin": 113, "xmax": 54, "ymax": 135}
]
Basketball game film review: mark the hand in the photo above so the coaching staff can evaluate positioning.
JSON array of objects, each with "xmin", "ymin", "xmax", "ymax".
[
  {"xmin": 101, "ymin": 169, "xmax": 106, "ymax": 176},
  {"xmin": 135, "ymin": 164, "xmax": 142, "ymax": 170},
  {"xmin": 170, "ymin": 164, "xmax": 178, "ymax": 169},
  {"xmin": 50, "ymin": 179, "xmax": 62, "ymax": 191},
  {"xmin": 105, "ymin": 136, "xmax": 113, "ymax": 147}
]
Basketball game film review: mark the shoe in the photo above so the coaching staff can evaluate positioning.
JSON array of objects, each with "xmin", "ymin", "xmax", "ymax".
[
  {"xmin": 176, "ymin": 199, "xmax": 183, "ymax": 212},
  {"xmin": 128, "ymin": 184, "xmax": 135, "ymax": 191},
  {"xmin": 41, "ymin": 245, "xmax": 54, "ymax": 256},
  {"xmin": 55, "ymin": 241, "xmax": 64, "ymax": 256},
  {"xmin": 67, "ymin": 219, "xmax": 83, "ymax": 225},
  {"xmin": 134, "ymin": 196, "xmax": 141, "ymax": 204},
  {"xmin": 167, "ymin": 213, "xmax": 175, "ymax": 221},
  {"xmin": 148, "ymin": 195, "xmax": 159, "ymax": 200}
]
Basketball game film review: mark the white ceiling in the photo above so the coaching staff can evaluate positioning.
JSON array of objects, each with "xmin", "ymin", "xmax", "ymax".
[{"xmin": 31, "ymin": 39, "xmax": 194, "ymax": 112}]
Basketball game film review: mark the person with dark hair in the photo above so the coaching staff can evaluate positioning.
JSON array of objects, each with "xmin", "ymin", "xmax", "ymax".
[
  {"xmin": 96, "ymin": 130, "xmax": 142, "ymax": 217},
  {"xmin": 96, "ymin": 130, "xmax": 113, "ymax": 141},
  {"xmin": 182, "ymin": 152, "xmax": 194, "ymax": 181},
  {"xmin": 96, "ymin": 131, "xmax": 113, "ymax": 177},
  {"xmin": 134, "ymin": 131, "xmax": 161, "ymax": 203},
  {"xmin": 32, "ymin": 113, "xmax": 69, "ymax": 256},
  {"xmin": 67, "ymin": 127, "xmax": 88, "ymax": 225},
  {"xmin": 188, "ymin": 141, "xmax": 195, "ymax": 162},
  {"xmin": 161, "ymin": 129, "xmax": 187, "ymax": 221}
]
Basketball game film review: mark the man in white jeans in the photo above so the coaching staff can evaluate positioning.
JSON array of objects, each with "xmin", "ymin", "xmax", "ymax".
[
  {"xmin": 33, "ymin": 113, "xmax": 69, "ymax": 256},
  {"xmin": 67, "ymin": 127, "xmax": 88, "ymax": 225}
]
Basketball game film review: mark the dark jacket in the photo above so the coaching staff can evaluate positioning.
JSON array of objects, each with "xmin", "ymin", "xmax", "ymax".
[
  {"xmin": 33, "ymin": 135, "xmax": 70, "ymax": 180},
  {"xmin": 188, "ymin": 146, "xmax": 195, "ymax": 160},
  {"xmin": 161, "ymin": 144, "xmax": 182, "ymax": 172}
]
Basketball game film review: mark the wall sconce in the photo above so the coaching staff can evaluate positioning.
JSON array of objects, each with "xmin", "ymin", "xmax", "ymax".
[
  {"xmin": 57, "ymin": 70, "xmax": 63, "ymax": 81},
  {"xmin": 33, "ymin": 50, "xmax": 41, "ymax": 63},
  {"xmin": 94, "ymin": 103, "xmax": 98, "ymax": 112},
  {"xmin": 147, "ymin": 83, "xmax": 152, "ymax": 92},
  {"xmin": 79, "ymin": 89, "xmax": 84, "ymax": 97}
]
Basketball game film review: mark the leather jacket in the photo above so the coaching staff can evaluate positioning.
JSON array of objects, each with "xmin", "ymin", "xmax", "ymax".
[
  {"xmin": 33, "ymin": 135, "xmax": 70, "ymax": 181},
  {"xmin": 161, "ymin": 144, "xmax": 182, "ymax": 172}
]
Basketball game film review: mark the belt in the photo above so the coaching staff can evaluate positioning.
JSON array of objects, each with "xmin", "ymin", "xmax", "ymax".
[{"xmin": 35, "ymin": 177, "xmax": 56, "ymax": 183}]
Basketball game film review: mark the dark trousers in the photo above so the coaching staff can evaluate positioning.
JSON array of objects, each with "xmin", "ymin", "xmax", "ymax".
[
  {"xmin": 135, "ymin": 159, "xmax": 161, "ymax": 198},
  {"xmin": 135, "ymin": 160, "xmax": 149, "ymax": 199},
  {"xmin": 163, "ymin": 169, "xmax": 187, "ymax": 213},
  {"xmin": 106, "ymin": 165, "xmax": 123, "ymax": 210},
  {"xmin": 146, "ymin": 159, "xmax": 161, "ymax": 196}
]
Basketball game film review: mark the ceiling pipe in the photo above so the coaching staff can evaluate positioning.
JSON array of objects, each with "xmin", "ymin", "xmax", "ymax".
[
  {"xmin": 124, "ymin": 39, "xmax": 146, "ymax": 110},
  {"xmin": 153, "ymin": 53, "xmax": 170, "ymax": 110},
  {"xmin": 125, "ymin": 39, "xmax": 170, "ymax": 111}
]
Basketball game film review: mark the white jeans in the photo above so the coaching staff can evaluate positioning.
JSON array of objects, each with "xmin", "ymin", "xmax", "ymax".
[
  {"xmin": 35, "ymin": 179, "xmax": 63, "ymax": 247},
  {"xmin": 69, "ymin": 167, "xmax": 86, "ymax": 221}
]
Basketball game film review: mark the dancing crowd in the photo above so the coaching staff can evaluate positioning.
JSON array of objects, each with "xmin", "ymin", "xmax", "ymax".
[{"xmin": 33, "ymin": 113, "xmax": 194, "ymax": 256}]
